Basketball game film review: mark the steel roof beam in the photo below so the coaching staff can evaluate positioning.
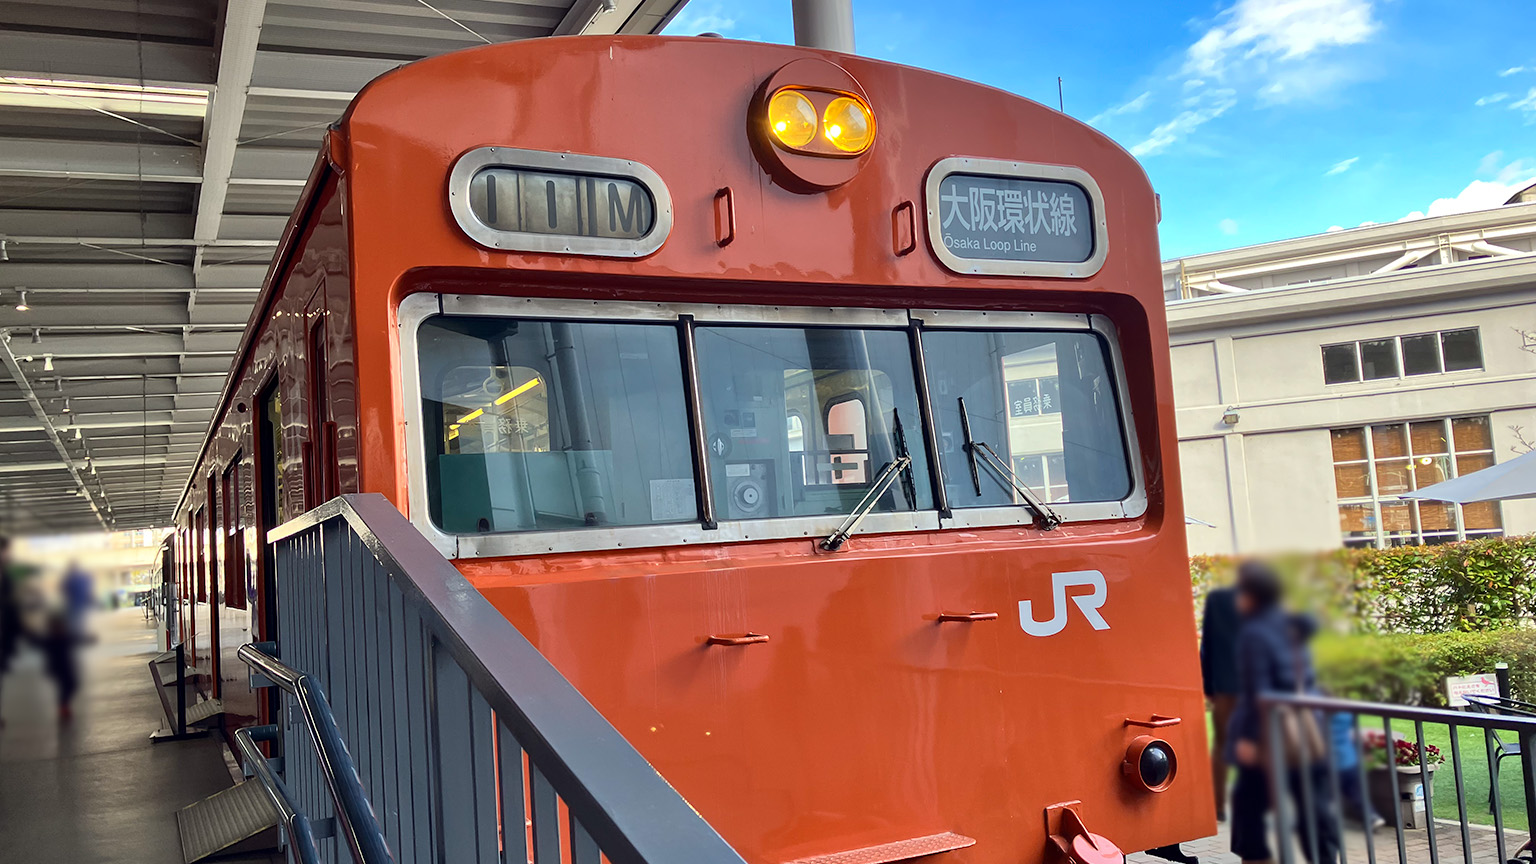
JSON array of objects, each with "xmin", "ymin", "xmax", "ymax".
[
  {"xmin": 0, "ymin": 262, "xmax": 267, "ymax": 289},
  {"xmin": 197, "ymin": 1, "xmax": 272, "ymax": 244},
  {"xmin": 0, "ymin": 331, "xmax": 107, "ymax": 528},
  {"xmin": 0, "ymin": 31, "xmax": 216, "ymax": 88}
]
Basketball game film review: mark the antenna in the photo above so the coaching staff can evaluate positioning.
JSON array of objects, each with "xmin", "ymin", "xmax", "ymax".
[{"xmin": 1057, "ymin": 77, "xmax": 1065, "ymax": 113}]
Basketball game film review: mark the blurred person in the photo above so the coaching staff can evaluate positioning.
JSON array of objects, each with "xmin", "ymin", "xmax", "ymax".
[
  {"xmin": 1228, "ymin": 560, "xmax": 1342, "ymax": 864},
  {"xmin": 61, "ymin": 559, "xmax": 94, "ymax": 638},
  {"xmin": 0, "ymin": 535, "xmax": 16, "ymax": 725},
  {"xmin": 1201, "ymin": 583, "xmax": 1241, "ymax": 821}
]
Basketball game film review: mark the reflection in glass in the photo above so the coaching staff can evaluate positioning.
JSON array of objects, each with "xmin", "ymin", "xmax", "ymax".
[
  {"xmin": 1322, "ymin": 343, "xmax": 1361, "ymax": 384},
  {"xmin": 1452, "ymin": 416, "xmax": 1493, "ymax": 451},
  {"xmin": 1360, "ymin": 339, "xmax": 1400, "ymax": 379},
  {"xmin": 1441, "ymin": 329, "xmax": 1483, "ymax": 372},
  {"xmin": 923, "ymin": 330, "xmax": 1130, "ymax": 507},
  {"xmin": 695, "ymin": 326, "xmax": 932, "ymax": 521},
  {"xmin": 419, "ymin": 316, "xmax": 696, "ymax": 534},
  {"xmin": 1401, "ymin": 333, "xmax": 1442, "ymax": 376}
]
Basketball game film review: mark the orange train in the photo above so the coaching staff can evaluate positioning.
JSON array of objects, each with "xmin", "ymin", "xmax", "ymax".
[{"xmin": 171, "ymin": 34, "xmax": 1214, "ymax": 864}]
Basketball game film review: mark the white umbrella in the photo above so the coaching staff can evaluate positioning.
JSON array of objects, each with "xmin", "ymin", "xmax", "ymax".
[{"xmin": 1401, "ymin": 448, "xmax": 1536, "ymax": 503}]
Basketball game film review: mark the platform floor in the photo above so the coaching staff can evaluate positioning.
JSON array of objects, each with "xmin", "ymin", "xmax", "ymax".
[
  {"xmin": 1128, "ymin": 812, "xmax": 1529, "ymax": 864},
  {"xmin": 0, "ymin": 608, "xmax": 278, "ymax": 864}
]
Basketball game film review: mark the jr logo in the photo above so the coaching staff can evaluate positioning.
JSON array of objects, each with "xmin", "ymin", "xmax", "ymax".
[{"xmin": 1019, "ymin": 570, "xmax": 1110, "ymax": 637}]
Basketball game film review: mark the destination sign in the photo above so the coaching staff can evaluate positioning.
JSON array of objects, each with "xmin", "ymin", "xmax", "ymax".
[
  {"xmin": 467, "ymin": 167, "xmax": 655, "ymax": 241},
  {"xmin": 933, "ymin": 173, "xmax": 1094, "ymax": 264}
]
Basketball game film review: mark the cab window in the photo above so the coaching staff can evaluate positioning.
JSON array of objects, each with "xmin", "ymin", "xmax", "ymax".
[
  {"xmin": 695, "ymin": 326, "xmax": 932, "ymax": 520},
  {"xmin": 418, "ymin": 316, "xmax": 697, "ymax": 533},
  {"xmin": 922, "ymin": 329, "xmax": 1131, "ymax": 507}
]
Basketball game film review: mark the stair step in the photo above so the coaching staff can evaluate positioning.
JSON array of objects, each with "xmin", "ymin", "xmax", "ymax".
[
  {"xmin": 176, "ymin": 779, "xmax": 280, "ymax": 864},
  {"xmin": 184, "ymin": 698, "xmax": 225, "ymax": 725}
]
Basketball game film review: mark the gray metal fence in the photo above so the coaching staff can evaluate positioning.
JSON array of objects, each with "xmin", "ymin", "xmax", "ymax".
[
  {"xmin": 1260, "ymin": 692, "xmax": 1536, "ymax": 864},
  {"xmin": 249, "ymin": 493, "xmax": 749, "ymax": 864}
]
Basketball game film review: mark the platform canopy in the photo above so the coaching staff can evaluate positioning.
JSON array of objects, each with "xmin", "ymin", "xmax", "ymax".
[{"xmin": 0, "ymin": 0, "xmax": 691, "ymax": 535}]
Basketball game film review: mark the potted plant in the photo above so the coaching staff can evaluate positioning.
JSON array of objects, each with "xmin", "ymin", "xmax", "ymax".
[{"xmin": 1361, "ymin": 728, "xmax": 1442, "ymax": 828}]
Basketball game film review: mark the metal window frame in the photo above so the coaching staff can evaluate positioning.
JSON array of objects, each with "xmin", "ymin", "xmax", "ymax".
[
  {"xmin": 398, "ymin": 294, "xmax": 1146, "ymax": 559},
  {"xmin": 922, "ymin": 157, "xmax": 1110, "ymax": 279},
  {"xmin": 1331, "ymin": 415, "xmax": 1504, "ymax": 548},
  {"xmin": 446, "ymin": 147, "xmax": 674, "ymax": 259}
]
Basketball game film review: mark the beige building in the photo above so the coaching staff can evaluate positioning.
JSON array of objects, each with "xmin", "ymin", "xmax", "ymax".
[{"xmin": 1165, "ymin": 193, "xmax": 1536, "ymax": 556}]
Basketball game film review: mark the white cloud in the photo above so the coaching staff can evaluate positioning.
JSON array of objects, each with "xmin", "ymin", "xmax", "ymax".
[
  {"xmin": 1130, "ymin": 89, "xmax": 1236, "ymax": 156},
  {"xmin": 1183, "ymin": 0, "xmax": 1378, "ymax": 80},
  {"xmin": 1088, "ymin": 91, "xmax": 1151, "ymax": 125},
  {"xmin": 1325, "ymin": 156, "xmax": 1359, "ymax": 176},
  {"xmin": 1513, "ymin": 88, "xmax": 1536, "ymax": 123},
  {"xmin": 1398, "ymin": 155, "xmax": 1536, "ymax": 221},
  {"xmin": 1130, "ymin": 0, "xmax": 1377, "ymax": 157},
  {"xmin": 1500, "ymin": 66, "xmax": 1527, "ymax": 77},
  {"xmin": 665, "ymin": 4, "xmax": 736, "ymax": 35},
  {"xmin": 1476, "ymin": 93, "xmax": 1509, "ymax": 106},
  {"xmin": 1219, "ymin": 218, "xmax": 1240, "ymax": 235}
]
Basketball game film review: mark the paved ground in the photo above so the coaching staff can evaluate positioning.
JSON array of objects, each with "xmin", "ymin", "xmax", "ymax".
[
  {"xmin": 1130, "ymin": 814, "xmax": 1529, "ymax": 864},
  {"xmin": 0, "ymin": 608, "xmax": 278, "ymax": 864}
]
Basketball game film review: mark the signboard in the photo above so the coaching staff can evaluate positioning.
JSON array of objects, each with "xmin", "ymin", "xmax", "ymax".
[
  {"xmin": 447, "ymin": 146, "xmax": 672, "ymax": 259},
  {"xmin": 1445, "ymin": 672, "xmax": 1500, "ymax": 707},
  {"xmin": 468, "ymin": 167, "xmax": 654, "ymax": 241},
  {"xmin": 924, "ymin": 157, "xmax": 1108, "ymax": 279},
  {"xmin": 934, "ymin": 174, "xmax": 1093, "ymax": 263}
]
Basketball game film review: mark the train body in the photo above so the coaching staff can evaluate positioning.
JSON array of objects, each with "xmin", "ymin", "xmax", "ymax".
[{"xmin": 171, "ymin": 35, "xmax": 1214, "ymax": 864}]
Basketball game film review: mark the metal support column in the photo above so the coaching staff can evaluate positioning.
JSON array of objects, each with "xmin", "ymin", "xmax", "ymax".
[{"xmin": 792, "ymin": 0, "xmax": 854, "ymax": 52}]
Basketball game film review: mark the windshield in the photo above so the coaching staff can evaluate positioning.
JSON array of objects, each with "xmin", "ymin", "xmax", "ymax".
[
  {"xmin": 921, "ymin": 329, "xmax": 1131, "ymax": 507},
  {"xmin": 695, "ymin": 326, "xmax": 932, "ymax": 520},
  {"xmin": 414, "ymin": 312, "xmax": 1135, "ymax": 539},
  {"xmin": 418, "ymin": 316, "xmax": 697, "ymax": 533}
]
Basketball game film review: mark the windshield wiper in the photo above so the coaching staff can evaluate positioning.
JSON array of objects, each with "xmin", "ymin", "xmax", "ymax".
[
  {"xmin": 820, "ymin": 455, "xmax": 913, "ymax": 551},
  {"xmin": 958, "ymin": 397, "xmax": 1062, "ymax": 530}
]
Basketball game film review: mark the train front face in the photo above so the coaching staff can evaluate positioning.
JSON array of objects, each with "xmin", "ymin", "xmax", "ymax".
[{"xmin": 349, "ymin": 34, "xmax": 1213, "ymax": 864}]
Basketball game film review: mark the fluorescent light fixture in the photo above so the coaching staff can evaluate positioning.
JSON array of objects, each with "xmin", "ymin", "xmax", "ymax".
[{"xmin": 0, "ymin": 76, "xmax": 209, "ymax": 118}]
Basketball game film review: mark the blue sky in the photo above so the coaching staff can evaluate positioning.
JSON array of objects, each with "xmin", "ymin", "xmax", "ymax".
[{"xmin": 664, "ymin": 0, "xmax": 1536, "ymax": 258}]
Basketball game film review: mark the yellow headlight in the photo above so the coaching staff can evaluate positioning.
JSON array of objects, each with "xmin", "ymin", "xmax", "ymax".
[
  {"xmin": 822, "ymin": 96, "xmax": 873, "ymax": 153},
  {"xmin": 768, "ymin": 89, "xmax": 817, "ymax": 148}
]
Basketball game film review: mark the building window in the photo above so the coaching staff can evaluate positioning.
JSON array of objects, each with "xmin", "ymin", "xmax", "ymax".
[
  {"xmin": 1332, "ymin": 415, "xmax": 1502, "ymax": 548},
  {"xmin": 1321, "ymin": 328, "xmax": 1482, "ymax": 384}
]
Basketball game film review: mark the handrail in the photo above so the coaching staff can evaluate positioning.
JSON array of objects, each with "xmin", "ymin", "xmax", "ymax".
[
  {"xmin": 267, "ymin": 494, "xmax": 748, "ymax": 864},
  {"xmin": 1260, "ymin": 690, "xmax": 1536, "ymax": 733},
  {"xmin": 233, "ymin": 723, "xmax": 322, "ymax": 864},
  {"xmin": 237, "ymin": 643, "xmax": 392, "ymax": 864}
]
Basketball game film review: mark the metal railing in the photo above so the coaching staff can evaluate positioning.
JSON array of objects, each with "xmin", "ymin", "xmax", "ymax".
[
  {"xmin": 252, "ymin": 493, "xmax": 748, "ymax": 864},
  {"xmin": 1260, "ymin": 692, "xmax": 1536, "ymax": 864},
  {"xmin": 234, "ymin": 722, "xmax": 323, "ymax": 864},
  {"xmin": 239, "ymin": 644, "xmax": 389, "ymax": 863}
]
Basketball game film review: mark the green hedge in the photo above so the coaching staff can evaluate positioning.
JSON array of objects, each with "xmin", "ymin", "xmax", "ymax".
[
  {"xmin": 1313, "ymin": 629, "xmax": 1536, "ymax": 706},
  {"xmin": 1191, "ymin": 535, "xmax": 1536, "ymax": 634}
]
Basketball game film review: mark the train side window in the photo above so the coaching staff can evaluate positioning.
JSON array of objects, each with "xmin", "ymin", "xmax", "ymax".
[
  {"xmin": 696, "ymin": 325, "xmax": 932, "ymax": 521},
  {"xmin": 418, "ymin": 315, "xmax": 697, "ymax": 534},
  {"xmin": 922, "ymin": 329, "xmax": 1131, "ymax": 508}
]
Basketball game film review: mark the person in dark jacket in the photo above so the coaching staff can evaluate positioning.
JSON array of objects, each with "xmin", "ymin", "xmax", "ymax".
[
  {"xmin": 1201, "ymin": 585, "xmax": 1241, "ymax": 821},
  {"xmin": 1228, "ymin": 561, "xmax": 1342, "ymax": 864}
]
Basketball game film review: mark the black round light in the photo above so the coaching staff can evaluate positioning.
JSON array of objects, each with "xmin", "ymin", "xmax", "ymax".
[
  {"xmin": 1139, "ymin": 742, "xmax": 1175, "ymax": 788},
  {"xmin": 1124, "ymin": 735, "xmax": 1178, "ymax": 792}
]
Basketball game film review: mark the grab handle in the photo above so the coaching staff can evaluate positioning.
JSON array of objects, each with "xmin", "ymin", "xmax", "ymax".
[{"xmin": 707, "ymin": 633, "xmax": 769, "ymax": 646}]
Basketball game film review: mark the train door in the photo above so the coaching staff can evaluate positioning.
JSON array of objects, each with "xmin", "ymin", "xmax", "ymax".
[
  {"xmin": 221, "ymin": 457, "xmax": 253, "ymax": 719},
  {"xmin": 306, "ymin": 288, "xmax": 336, "ymax": 508},
  {"xmin": 206, "ymin": 475, "xmax": 222, "ymax": 698},
  {"xmin": 256, "ymin": 380, "xmax": 285, "ymax": 724}
]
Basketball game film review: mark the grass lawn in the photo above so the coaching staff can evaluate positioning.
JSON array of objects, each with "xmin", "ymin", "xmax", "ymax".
[
  {"xmin": 1410, "ymin": 720, "xmax": 1528, "ymax": 827},
  {"xmin": 1209, "ymin": 711, "xmax": 1532, "ymax": 828}
]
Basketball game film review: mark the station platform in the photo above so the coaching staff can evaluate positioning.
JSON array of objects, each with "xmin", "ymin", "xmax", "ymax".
[{"xmin": 0, "ymin": 608, "xmax": 278, "ymax": 864}]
